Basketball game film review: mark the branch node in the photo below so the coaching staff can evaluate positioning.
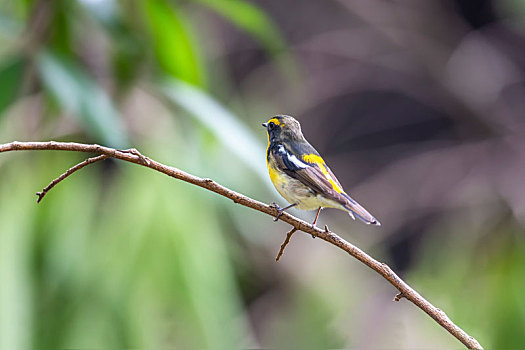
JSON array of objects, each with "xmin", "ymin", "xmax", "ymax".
[
  {"xmin": 36, "ymin": 191, "xmax": 44, "ymax": 203},
  {"xmin": 393, "ymin": 292, "xmax": 405, "ymax": 302},
  {"xmin": 275, "ymin": 227, "xmax": 297, "ymax": 261},
  {"xmin": 120, "ymin": 148, "xmax": 150, "ymax": 165},
  {"xmin": 437, "ymin": 308, "xmax": 448, "ymax": 318}
]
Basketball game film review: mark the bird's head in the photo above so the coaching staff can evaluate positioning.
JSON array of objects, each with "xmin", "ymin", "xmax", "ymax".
[{"xmin": 262, "ymin": 115, "xmax": 304, "ymax": 144}]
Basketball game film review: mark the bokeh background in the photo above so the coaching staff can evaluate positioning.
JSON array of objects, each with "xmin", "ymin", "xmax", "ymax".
[{"xmin": 0, "ymin": 0, "xmax": 524, "ymax": 348}]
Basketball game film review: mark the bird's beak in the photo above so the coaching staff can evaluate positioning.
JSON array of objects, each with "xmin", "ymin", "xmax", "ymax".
[{"xmin": 262, "ymin": 123, "xmax": 268, "ymax": 128}]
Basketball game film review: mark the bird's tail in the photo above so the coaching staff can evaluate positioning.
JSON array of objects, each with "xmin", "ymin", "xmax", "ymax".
[{"xmin": 342, "ymin": 193, "xmax": 381, "ymax": 226}]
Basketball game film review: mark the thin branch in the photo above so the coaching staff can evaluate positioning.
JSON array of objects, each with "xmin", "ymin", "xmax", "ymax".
[
  {"xmin": 36, "ymin": 154, "xmax": 108, "ymax": 203},
  {"xmin": 0, "ymin": 141, "xmax": 483, "ymax": 350},
  {"xmin": 275, "ymin": 227, "xmax": 297, "ymax": 261}
]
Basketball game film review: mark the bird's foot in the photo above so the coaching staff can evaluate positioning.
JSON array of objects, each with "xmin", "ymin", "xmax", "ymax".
[
  {"xmin": 269, "ymin": 202, "xmax": 298, "ymax": 222},
  {"xmin": 269, "ymin": 202, "xmax": 284, "ymax": 222},
  {"xmin": 310, "ymin": 207, "xmax": 321, "ymax": 236}
]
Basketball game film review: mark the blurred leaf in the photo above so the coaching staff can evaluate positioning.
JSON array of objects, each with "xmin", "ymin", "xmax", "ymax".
[
  {"xmin": 36, "ymin": 50, "xmax": 128, "ymax": 148},
  {"xmin": 143, "ymin": 0, "xmax": 204, "ymax": 86},
  {"xmin": 196, "ymin": 0, "xmax": 286, "ymax": 55},
  {"xmin": 49, "ymin": 1, "xmax": 73, "ymax": 54},
  {"xmin": 159, "ymin": 78, "xmax": 269, "ymax": 184},
  {"xmin": 76, "ymin": 0, "xmax": 145, "ymax": 92},
  {"xmin": 0, "ymin": 56, "xmax": 25, "ymax": 118},
  {"xmin": 195, "ymin": 0, "xmax": 299, "ymax": 87}
]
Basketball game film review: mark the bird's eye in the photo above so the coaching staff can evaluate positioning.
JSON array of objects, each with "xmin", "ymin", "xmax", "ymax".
[{"xmin": 268, "ymin": 122, "xmax": 275, "ymax": 129}]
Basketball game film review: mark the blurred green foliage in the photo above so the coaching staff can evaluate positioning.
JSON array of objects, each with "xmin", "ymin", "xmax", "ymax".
[
  {"xmin": 0, "ymin": 0, "xmax": 524, "ymax": 349},
  {"xmin": 0, "ymin": 56, "xmax": 25, "ymax": 117},
  {"xmin": 144, "ymin": 0, "xmax": 204, "ymax": 86}
]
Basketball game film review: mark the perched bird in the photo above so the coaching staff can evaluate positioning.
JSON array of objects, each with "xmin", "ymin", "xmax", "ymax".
[{"xmin": 263, "ymin": 115, "xmax": 380, "ymax": 226}]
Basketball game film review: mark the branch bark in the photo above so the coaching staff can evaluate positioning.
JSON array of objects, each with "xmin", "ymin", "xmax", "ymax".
[{"xmin": 0, "ymin": 141, "xmax": 483, "ymax": 349}]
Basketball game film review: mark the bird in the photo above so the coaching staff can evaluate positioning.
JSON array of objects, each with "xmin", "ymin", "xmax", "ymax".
[{"xmin": 263, "ymin": 115, "xmax": 380, "ymax": 227}]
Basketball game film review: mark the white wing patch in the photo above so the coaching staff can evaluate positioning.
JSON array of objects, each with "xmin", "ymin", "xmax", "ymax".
[{"xmin": 278, "ymin": 145, "xmax": 307, "ymax": 169}]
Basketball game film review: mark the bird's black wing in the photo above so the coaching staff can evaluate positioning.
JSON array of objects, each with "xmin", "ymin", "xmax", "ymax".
[{"xmin": 270, "ymin": 142, "xmax": 380, "ymax": 225}]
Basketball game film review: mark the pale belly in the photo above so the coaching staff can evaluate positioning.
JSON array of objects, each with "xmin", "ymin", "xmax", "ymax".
[{"xmin": 269, "ymin": 167, "xmax": 344, "ymax": 211}]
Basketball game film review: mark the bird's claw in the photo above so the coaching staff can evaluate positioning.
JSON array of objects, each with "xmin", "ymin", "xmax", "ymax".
[
  {"xmin": 269, "ymin": 202, "xmax": 284, "ymax": 222},
  {"xmin": 269, "ymin": 202, "xmax": 281, "ymax": 210}
]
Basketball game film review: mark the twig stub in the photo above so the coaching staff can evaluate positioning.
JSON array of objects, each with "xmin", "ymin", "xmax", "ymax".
[{"xmin": 394, "ymin": 292, "xmax": 405, "ymax": 302}]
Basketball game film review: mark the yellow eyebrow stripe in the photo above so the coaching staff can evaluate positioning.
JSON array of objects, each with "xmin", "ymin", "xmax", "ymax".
[
  {"xmin": 302, "ymin": 154, "xmax": 344, "ymax": 193},
  {"xmin": 267, "ymin": 118, "xmax": 280, "ymax": 125}
]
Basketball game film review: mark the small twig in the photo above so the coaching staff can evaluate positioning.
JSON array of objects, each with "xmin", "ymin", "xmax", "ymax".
[
  {"xmin": 0, "ymin": 141, "xmax": 483, "ymax": 349},
  {"xmin": 275, "ymin": 227, "xmax": 298, "ymax": 261},
  {"xmin": 36, "ymin": 154, "xmax": 109, "ymax": 203},
  {"xmin": 276, "ymin": 224, "xmax": 329, "ymax": 261},
  {"xmin": 394, "ymin": 292, "xmax": 405, "ymax": 302}
]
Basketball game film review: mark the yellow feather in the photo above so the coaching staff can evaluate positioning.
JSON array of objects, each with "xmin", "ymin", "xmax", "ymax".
[{"xmin": 302, "ymin": 153, "xmax": 344, "ymax": 193}]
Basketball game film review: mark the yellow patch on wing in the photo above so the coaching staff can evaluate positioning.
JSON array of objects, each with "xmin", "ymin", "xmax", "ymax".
[
  {"xmin": 302, "ymin": 153, "xmax": 344, "ymax": 193},
  {"xmin": 302, "ymin": 154, "xmax": 323, "ymax": 164},
  {"xmin": 267, "ymin": 117, "xmax": 281, "ymax": 126}
]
